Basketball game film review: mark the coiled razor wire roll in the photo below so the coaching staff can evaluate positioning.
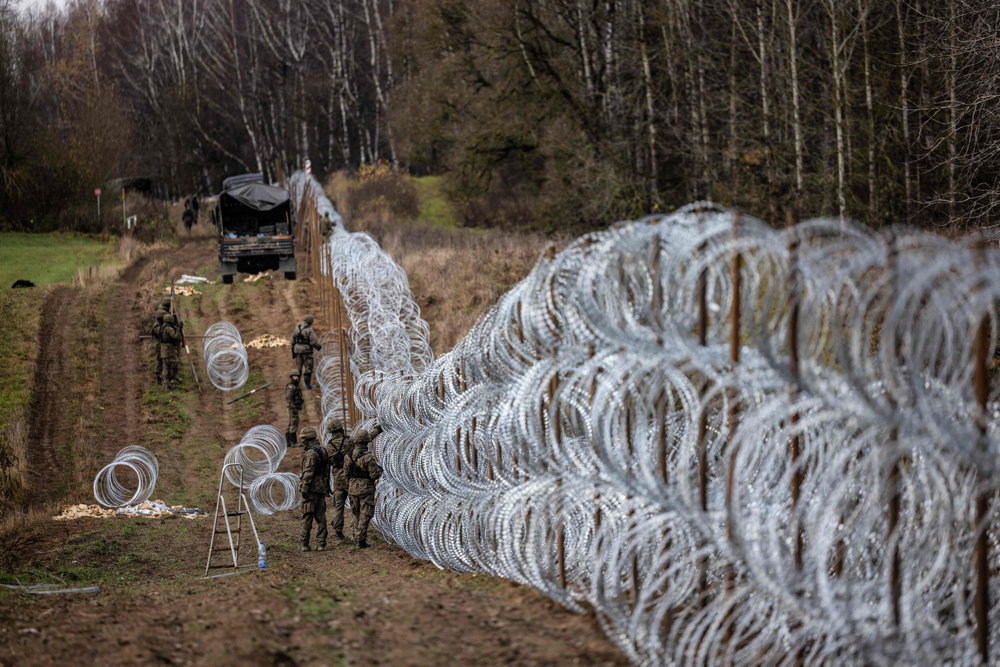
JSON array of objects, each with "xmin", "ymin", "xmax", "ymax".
[
  {"xmin": 294, "ymin": 171, "xmax": 1000, "ymax": 664},
  {"xmin": 93, "ymin": 446, "xmax": 159, "ymax": 508},
  {"xmin": 248, "ymin": 472, "xmax": 300, "ymax": 515},
  {"xmin": 203, "ymin": 321, "xmax": 249, "ymax": 391},
  {"xmin": 223, "ymin": 425, "xmax": 287, "ymax": 486}
]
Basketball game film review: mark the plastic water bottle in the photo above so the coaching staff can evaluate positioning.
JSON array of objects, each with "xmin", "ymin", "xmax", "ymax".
[{"xmin": 257, "ymin": 541, "xmax": 267, "ymax": 570}]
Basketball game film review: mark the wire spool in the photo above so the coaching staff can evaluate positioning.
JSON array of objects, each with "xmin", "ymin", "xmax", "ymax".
[
  {"xmin": 223, "ymin": 425, "xmax": 287, "ymax": 486},
  {"xmin": 248, "ymin": 472, "xmax": 300, "ymax": 515},
  {"xmin": 93, "ymin": 446, "xmax": 159, "ymax": 508},
  {"xmin": 203, "ymin": 321, "xmax": 249, "ymax": 391}
]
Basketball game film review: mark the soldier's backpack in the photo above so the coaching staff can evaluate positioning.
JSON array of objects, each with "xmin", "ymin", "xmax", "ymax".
[
  {"xmin": 360, "ymin": 452, "xmax": 383, "ymax": 481},
  {"xmin": 292, "ymin": 324, "xmax": 308, "ymax": 347}
]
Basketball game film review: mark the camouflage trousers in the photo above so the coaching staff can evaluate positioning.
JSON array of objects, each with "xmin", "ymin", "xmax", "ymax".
[
  {"xmin": 301, "ymin": 493, "xmax": 327, "ymax": 548},
  {"xmin": 154, "ymin": 346, "xmax": 163, "ymax": 379},
  {"xmin": 162, "ymin": 360, "xmax": 179, "ymax": 386},
  {"xmin": 286, "ymin": 408, "xmax": 300, "ymax": 437},
  {"xmin": 330, "ymin": 488, "xmax": 347, "ymax": 536},
  {"xmin": 349, "ymin": 491, "xmax": 375, "ymax": 542},
  {"xmin": 294, "ymin": 352, "xmax": 315, "ymax": 378}
]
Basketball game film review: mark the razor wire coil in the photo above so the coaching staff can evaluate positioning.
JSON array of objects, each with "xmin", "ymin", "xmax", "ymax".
[
  {"xmin": 293, "ymin": 172, "xmax": 1000, "ymax": 664},
  {"xmin": 203, "ymin": 321, "xmax": 249, "ymax": 391},
  {"xmin": 223, "ymin": 425, "xmax": 287, "ymax": 486},
  {"xmin": 93, "ymin": 445, "xmax": 159, "ymax": 508},
  {"xmin": 248, "ymin": 472, "xmax": 300, "ymax": 515}
]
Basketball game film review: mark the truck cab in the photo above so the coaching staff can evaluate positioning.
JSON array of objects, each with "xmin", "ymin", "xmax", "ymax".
[{"xmin": 213, "ymin": 175, "xmax": 296, "ymax": 283}]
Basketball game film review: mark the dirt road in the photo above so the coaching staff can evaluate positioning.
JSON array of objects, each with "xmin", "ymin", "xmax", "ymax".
[{"xmin": 2, "ymin": 221, "xmax": 625, "ymax": 665}]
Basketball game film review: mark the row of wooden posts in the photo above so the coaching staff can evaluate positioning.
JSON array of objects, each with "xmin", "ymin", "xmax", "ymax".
[{"xmin": 293, "ymin": 181, "xmax": 362, "ymax": 429}]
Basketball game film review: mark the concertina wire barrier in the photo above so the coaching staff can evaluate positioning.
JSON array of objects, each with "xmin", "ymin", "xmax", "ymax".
[
  {"xmin": 291, "ymin": 170, "xmax": 1000, "ymax": 665},
  {"xmin": 93, "ymin": 445, "xmax": 160, "ymax": 508},
  {"xmin": 203, "ymin": 321, "xmax": 250, "ymax": 391}
]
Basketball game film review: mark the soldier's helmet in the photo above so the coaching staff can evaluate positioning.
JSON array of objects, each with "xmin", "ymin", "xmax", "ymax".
[
  {"xmin": 304, "ymin": 314, "xmax": 314, "ymax": 325},
  {"xmin": 163, "ymin": 313, "xmax": 176, "ymax": 323},
  {"xmin": 161, "ymin": 298, "xmax": 172, "ymax": 309},
  {"xmin": 326, "ymin": 418, "xmax": 344, "ymax": 433},
  {"xmin": 155, "ymin": 310, "xmax": 166, "ymax": 321},
  {"xmin": 299, "ymin": 426, "xmax": 318, "ymax": 441},
  {"xmin": 289, "ymin": 370, "xmax": 300, "ymax": 379},
  {"xmin": 349, "ymin": 430, "xmax": 370, "ymax": 447}
]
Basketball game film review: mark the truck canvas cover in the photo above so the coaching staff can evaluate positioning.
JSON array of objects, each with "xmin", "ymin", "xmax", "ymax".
[{"xmin": 220, "ymin": 182, "xmax": 290, "ymax": 213}]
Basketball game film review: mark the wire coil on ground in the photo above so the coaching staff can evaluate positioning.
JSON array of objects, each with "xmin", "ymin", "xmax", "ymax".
[
  {"xmin": 93, "ymin": 446, "xmax": 159, "ymax": 508},
  {"xmin": 203, "ymin": 321, "xmax": 249, "ymax": 391},
  {"xmin": 248, "ymin": 472, "xmax": 301, "ymax": 515},
  {"xmin": 223, "ymin": 425, "xmax": 287, "ymax": 486}
]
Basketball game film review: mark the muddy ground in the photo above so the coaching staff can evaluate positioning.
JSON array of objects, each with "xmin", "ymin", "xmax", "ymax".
[{"xmin": 0, "ymin": 216, "xmax": 625, "ymax": 666}]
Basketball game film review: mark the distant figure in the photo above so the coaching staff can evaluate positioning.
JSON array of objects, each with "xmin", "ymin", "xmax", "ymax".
[
  {"xmin": 291, "ymin": 315, "xmax": 322, "ymax": 389},
  {"xmin": 160, "ymin": 313, "xmax": 182, "ymax": 389},
  {"xmin": 343, "ymin": 425, "xmax": 383, "ymax": 549},
  {"xmin": 151, "ymin": 309, "xmax": 166, "ymax": 382},
  {"xmin": 285, "ymin": 370, "xmax": 304, "ymax": 447},
  {"xmin": 298, "ymin": 426, "xmax": 329, "ymax": 552},
  {"xmin": 323, "ymin": 419, "xmax": 349, "ymax": 541},
  {"xmin": 182, "ymin": 200, "xmax": 195, "ymax": 233},
  {"xmin": 191, "ymin": 195, "xmax": 200, "ymax": 222}
]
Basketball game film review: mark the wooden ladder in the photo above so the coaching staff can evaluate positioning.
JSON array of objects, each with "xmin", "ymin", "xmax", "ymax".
[{"xmin": 204, "ymin": 463, "xmax": 261, "ymax": 576}]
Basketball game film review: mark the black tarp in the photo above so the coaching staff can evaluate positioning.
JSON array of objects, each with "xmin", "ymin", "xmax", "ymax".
[{"xmin": 220, "ymin": 182, "xmax": 290, "ymax": 212}]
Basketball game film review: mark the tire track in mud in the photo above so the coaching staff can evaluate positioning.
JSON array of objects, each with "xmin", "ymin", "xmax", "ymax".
[{"xmin": 25, "ymin": 286, "xmax": 76, "ymax": 507}]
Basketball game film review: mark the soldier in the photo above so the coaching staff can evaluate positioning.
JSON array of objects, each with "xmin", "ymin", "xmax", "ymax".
[
  {"xmin": 161, "ymin": 297, "xmax": 173, "ymax": 314},
  {"xmin": 285, "ymin": 371, "xmax": 304, "ymax": 447},
  {"xmin": 342, "ymin": 425, "xmax": 383, "ymax": 548},
  {"xmin": 151, "ymin": 309, "xmax": 166, "ymax": 381},
  {"xmin": 298, "ymin": 426, "xmax": 329, "ymax": 552},
  {"xmin": 291, "ymin": 315, "xmax": 322, "ymax": 389},
  {"xmin": 323, "ymin": 418, "xmax": 349, "ymax": 541},
  {"xmin": 160, "ymin": 313, "xmax": 182, "ymax": 389}
]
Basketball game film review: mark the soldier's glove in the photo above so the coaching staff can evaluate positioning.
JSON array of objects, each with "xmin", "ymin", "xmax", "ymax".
[
  {"xmin": 313, "ymin": 343, "xmax": 322, "ymax": 351},
  {"xmin": 372, "ymin": 424, "xmax": 383, "ymax": 437}
]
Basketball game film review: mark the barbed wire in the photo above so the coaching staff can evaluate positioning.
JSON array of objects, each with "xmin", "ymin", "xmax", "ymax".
[{"xmin": 292, "ymin": 172, "xmax": 1000, "ymax": 664}]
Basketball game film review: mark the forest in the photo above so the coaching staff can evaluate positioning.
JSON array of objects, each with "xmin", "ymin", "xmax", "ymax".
[{"xmin": 1, "ymin": 0, "xmax": 998, "ymax": 231}]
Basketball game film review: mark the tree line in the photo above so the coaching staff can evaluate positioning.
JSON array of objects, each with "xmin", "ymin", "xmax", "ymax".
[{"xmin": 1, "ymin": 0, "xmax": 997, "ymax": 231}]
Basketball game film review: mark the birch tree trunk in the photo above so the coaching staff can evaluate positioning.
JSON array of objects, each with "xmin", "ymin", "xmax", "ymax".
[
  {"xmin": 896, "ymin": 0, "xmax": 912, "ymax": 222},
  {"xmin": 785, "ymin": 0, "xmax": 803, "ymax": 203}
]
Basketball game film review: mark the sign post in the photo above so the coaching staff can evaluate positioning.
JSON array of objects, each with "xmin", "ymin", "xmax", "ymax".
[
  {"xmin": 95, "ymin": 188, "xmax": 103, "ymax": 236},
  {"xmin": 304, "ymin": 159, "xmax": 312, "ymax": 176}
]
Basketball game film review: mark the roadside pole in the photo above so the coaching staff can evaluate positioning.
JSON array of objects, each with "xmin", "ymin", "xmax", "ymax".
[{"xmin": 95, "ymin": 188, "xmax": 103, "ymax": 237}]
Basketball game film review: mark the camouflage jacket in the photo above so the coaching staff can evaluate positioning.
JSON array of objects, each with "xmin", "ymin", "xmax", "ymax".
[
  {"xmin": 150, "ymin": 319, "xmax": 165, "ymax": 343},
  {"xmin": 291, "ymin": 323, "xmax": 320, "ymax": 355},
  {"xmin": 159, "ymin": 324, "xmax": 181, "ymax": 358},
  {"xmin": 299, "ymin": 440, "xmax": 330, "ymax": 495},
  {"xmin": 323, "ymin": 431, "xmax": 349, "ymax": 490},
  {"xmin": 343, "ymin": 444, "xmax": 383, "ymax": 496},
  {"xmin": 285, "ymin": 381, "xmax": 303, "ymax": 411}
]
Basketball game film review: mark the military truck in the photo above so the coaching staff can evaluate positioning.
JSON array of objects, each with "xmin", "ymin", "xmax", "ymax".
[{"xmin": 213, "ymin": 174, "xmax": 296, "ymax": 283}]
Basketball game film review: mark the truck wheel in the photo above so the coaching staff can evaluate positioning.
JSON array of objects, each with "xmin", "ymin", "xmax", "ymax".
[
  {"xmin": 284, "ymin": 271, "xmax": 296, "ymax": 281},
  {"xmin": 222, "ymin": 274, "xmax": 234, "ymax": 284}
]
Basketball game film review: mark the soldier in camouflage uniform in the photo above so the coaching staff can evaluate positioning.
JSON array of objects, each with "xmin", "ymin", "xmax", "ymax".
[
  {"xmin": 291, "ymin": 315, "xmax": 321, "ymax": 389},
  {"xmin": 323, "ymin": 418, "xmax": 349, "ymax": 540},
  {"xmin": 285, "ymin": 371, "xmax": 304, "ymax": 447},
  {"xmin": 160, "ymin": 313, "xmax": 182, "ymax": 389},
  {"xmin": 151, "ymin": 309, "xmax": 166, "ymax": 381},
  {"xmin": 342, "ymin": 425, "xmax": 383, "ymax": 548},
  {"xmin": 298, "ymin": 426, "xmax": 329, "ymax": 551}
]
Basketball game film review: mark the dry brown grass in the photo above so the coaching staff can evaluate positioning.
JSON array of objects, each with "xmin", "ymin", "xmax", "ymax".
[{"xmin": 350, "ymin": 216, "xmax": 560, "ymax": 353}]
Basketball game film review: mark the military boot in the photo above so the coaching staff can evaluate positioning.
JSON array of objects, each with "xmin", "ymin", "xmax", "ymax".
[
  {"xmin": 304, "ymin": 373, "xmax": 313, "ymax": 390},
  {"xmin": 301, "ymin": 544, "xmax": 311, "ymax": 552},
  {"xmin": 334, "ymin": 531, "xmax": 346, "ymax": 541},
  {"xmin": 357, "ymin": 539, "xmax": 370, "ymax": 549},
  {"xmin": 286, "ymin": 432, "xmax": 298, "ymax": 447}
]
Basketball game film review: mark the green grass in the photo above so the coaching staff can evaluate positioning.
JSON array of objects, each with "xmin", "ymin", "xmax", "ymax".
[
  {"xmin": 0, "ymin": 288, "xmax": 48, "ymax": 507},
  {"xmin": 413, "ymin": 176, "xmax": 460, "ymax": 228},
  {"xmin": 0, "ymin": 232, "xmax": 118, "ymax": 287}
]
